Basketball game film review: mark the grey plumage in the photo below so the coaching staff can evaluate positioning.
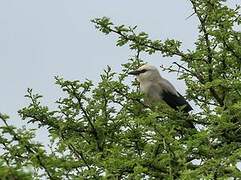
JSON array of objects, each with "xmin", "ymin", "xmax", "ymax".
[
  {"xmin": 128, "ymin": 64, "xmax": 193, "ymax": 113},
  {"xmin": 128, "ymin": 64, "xmax": 194, "ymax": 129}
]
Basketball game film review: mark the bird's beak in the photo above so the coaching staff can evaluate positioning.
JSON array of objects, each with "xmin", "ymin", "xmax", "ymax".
[{"xmin": 128, "ymin": 70, "xmax": 140, "ymax": 75}]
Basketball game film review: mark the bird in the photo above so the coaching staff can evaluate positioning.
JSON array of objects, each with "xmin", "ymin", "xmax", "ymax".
[
  {"xmin": 128, "ymin": 64, "xmax": 195, "ymax": 129},
  {"xmin": 128, "ymin": 64, "xmax": 193, "ymax": 113}
]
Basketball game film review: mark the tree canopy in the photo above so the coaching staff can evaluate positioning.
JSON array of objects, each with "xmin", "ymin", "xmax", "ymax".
[{"xmin": 1, "ymin": 0, "xmax": 241, "ymax": 179}]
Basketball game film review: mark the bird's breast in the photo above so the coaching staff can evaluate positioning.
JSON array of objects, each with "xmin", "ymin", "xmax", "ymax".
[{"xmin": 140, "ymin": 82, "xmax": 163, "ymax": 101}]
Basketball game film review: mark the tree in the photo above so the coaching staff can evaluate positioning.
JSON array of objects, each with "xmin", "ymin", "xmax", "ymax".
[{"xmin": 1, "ymin": 0, "xmax": 241, "ymax": 179}]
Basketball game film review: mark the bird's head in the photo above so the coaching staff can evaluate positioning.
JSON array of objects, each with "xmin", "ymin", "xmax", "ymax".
[{"xmin": 128, "ymin": 64, "xmax": 161, "ymax": 82}]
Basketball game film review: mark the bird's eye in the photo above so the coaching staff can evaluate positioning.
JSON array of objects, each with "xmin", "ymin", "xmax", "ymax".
[{"xmin": 139, "ymin": 69, "xmax": 147, "ymax": 74}]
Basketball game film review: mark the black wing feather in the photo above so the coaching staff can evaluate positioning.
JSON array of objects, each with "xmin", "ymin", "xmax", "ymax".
[
  {"xmin": 162, "ymin": 91, "xmax": 193, "ymax": 113},
  {"xmin": 161, "ymin": 91, "xmax": 195, "ymax": 129}
]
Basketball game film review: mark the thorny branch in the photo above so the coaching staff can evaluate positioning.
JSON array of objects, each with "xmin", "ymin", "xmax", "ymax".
[
  {"xmin": 172, "ymin": 62, "xmax": 204, "ymax": 82},
  {"xmin": 106, "ymin": 26, "xmax": 187, "ymax": 59},
  {"xmin": 69, "ymin": 85, "xmax": 103, "ymax": 151},
  {"xmin": 190, "ymin": 0, "xmax": 224, "ymax": 107},
  {"xmin": 0, "ymin": 118, "xmax": 55, "ymax": 180},
  {"xmin": 113, "ymin": 88, "xmax": 149, "ymax": 108}
]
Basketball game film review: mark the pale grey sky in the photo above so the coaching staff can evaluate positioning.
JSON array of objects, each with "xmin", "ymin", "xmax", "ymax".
[{"xmin": 0, "ymin": 1, "xmax": 237, "ymax": 132}]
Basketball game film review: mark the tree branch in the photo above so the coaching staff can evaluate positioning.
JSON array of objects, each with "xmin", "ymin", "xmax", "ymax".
[
  {"xmin": 113, "ymin": 88, "xmax": 149, "ymax": 108},
  {"xmin": 1, "ymin": 118, "xmax": 55, "ymax": 180},
  {"xmin": 68, "ymin": 85, "xmax": 102, "ymax": 151},
  {"xmin": 190, "ymin": 0, "xmax": 224, "ymax": 107}
]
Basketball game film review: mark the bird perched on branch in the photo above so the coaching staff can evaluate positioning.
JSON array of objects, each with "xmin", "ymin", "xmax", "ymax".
[
  {"xmin": 128, "ymin": 64, "xmax": 193, "ymax": 113},
  {"xmin": 128, "ymin": 64, "xmax": 194, "ymax": 129}
]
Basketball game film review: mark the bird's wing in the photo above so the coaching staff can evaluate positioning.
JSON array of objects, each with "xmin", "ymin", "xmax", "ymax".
[
  {"xmin": 157, "ymin": 80, "xmax": 192, "ymax": 113},
  {"xmin": 161, "ymin": 90, "xmax": 193, "ymax": 113}
]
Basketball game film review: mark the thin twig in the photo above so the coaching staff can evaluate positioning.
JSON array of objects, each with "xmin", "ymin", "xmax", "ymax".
[
  {"xmin": 189, "ymin": 0, "xmax": 224, "ymax": 107},
  {"xmin": 1, "ymin": 118, "xmax": 55, "ymax": 180},
  {"xmin": 113, "ymin": 89, "xmax": 149, "ymax": 108},
  {"xmin": 185, "ymin": 12, "xmax": 195, "ymax": 20},
  {"xmin": 172, "ymin": 62, "xmax": 204, "ymax": 82}
]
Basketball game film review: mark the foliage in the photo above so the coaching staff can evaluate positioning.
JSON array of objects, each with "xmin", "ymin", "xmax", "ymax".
[
  {"xmin": 0, "ymin": 161, "xmax": 32, "ymax": 180},
  {"xmin": 1, "ymin": 0, "xmax": 241, "ymax": 179}
]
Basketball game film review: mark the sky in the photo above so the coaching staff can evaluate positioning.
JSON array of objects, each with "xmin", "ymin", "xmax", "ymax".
[{"xmin": 0, "ymin": 1, "xmax": 238, "ymax": 139}]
